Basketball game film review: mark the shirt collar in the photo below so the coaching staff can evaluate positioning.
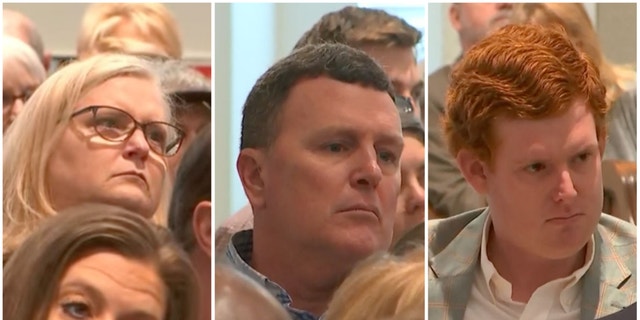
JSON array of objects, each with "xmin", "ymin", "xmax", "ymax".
[
  {"xmin": 480, "ymin": 212, "xmax": 595, "ymax": 311},
  {"xmin": 225, "ymin": 229, "xmax": 321, "ymax": 320}
]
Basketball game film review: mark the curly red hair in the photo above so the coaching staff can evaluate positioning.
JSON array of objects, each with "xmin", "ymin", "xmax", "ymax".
[{"xmin": 444, "ymin": 23, "xmax": 608, "ymax": 165}]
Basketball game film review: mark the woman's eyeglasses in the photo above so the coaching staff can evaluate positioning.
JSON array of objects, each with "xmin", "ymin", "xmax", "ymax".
[{"xmin": 70, "ymin": 105, "xmax": 185, "ymax": 157}]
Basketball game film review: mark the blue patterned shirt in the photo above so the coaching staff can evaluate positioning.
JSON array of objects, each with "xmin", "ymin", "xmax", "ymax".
[{"xmin": 225, "ymin": 229, "xmax": 322, "ymax": 320}]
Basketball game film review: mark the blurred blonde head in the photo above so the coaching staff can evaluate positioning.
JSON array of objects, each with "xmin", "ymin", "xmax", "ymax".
[
  {"xmin": 215, "ymin": 263, "xmax": 290, "ymax": 320},
  {"xmin": 512, "ymin": 3, "xmax": 636, "ymax": 105},
  {"xmin": 77, "ymin": 3, "xmax": 182, "ymax": 60},
  {"xmin": 3, "ymin": 53, "xmax": 172, "ymax": 257},
  {"xmin": 324, "ymin": 247, "xmax": 425, "ymax": 320},
  {"xmin": 88, "ymin": 36, "xmax": 171, "ymax": 60}
]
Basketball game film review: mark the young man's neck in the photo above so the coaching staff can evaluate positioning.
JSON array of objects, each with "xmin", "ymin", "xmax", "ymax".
[
  {"xmin": 252, "ymin": 228, "xmax": 353, "ymax": 316},
  {"xmin": 486, "ymin": 226, "xmax": 588, "ymax": 303}
]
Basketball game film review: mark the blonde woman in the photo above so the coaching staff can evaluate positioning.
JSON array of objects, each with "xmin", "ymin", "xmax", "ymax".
[
  {"xmin": 512, "ymin": 3, "xmax": 637, "ymax": 161},
  {"xmin": 76, "ymin": 3, "xmax": 183, "ymax": 60},
  {"xmin": 323, "ymin": 247, "xmax": 425, "ymax": 320},
  {"xmin": 3, "ymin": 53, "xmax": 184, "ymax": 258},
  {"xmin": 4, "ymin": 203, "xmax": 198, "ymax": 320}
]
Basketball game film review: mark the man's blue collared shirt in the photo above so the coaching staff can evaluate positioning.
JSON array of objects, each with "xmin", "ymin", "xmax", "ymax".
[{"xmin": 225, "ymin": 229, "xmax": 321, "ymax": 320}]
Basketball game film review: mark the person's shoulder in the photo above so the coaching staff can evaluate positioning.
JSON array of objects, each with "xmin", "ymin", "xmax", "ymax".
[
  {"xmin": 598, "ymin": 214, "xmax": 636, "ymax": 245},
  {"xmin": 428, "ymin": 208, "xmax": 486, "ymax": 254}
]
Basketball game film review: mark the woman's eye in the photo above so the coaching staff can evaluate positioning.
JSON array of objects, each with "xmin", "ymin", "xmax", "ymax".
[
  {"xmin": 95, "ymin": 116, "xmax": 120, "ymax": 128},
  {"xmin": 61, "ymin": 301, "xmax": 92, "ymax": 319}
]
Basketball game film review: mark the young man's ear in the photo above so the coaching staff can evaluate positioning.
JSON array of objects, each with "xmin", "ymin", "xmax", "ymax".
[
  {"xmin": 456, "ymin": 149, "xmax": 489, "ymax": 194},
  {"xmin": 236, "ymin": 148, "xmax": 267, "ymax": 211},
  {"xmin": 192, "ymin": 201, "xmax": 212, "ymax": 257}
]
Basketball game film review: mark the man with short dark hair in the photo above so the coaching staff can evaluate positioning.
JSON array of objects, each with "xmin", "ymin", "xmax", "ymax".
[
  {"xmin": 216, "ymin": 6, "xmax": 425, "ymax": 251},
  {"xmin": 228, "ymin": 43, "xmax": 403, "ymax": 319},
  {"xmin": 168, "ymin": 124, "xmax": 211, "ymax": 320}
]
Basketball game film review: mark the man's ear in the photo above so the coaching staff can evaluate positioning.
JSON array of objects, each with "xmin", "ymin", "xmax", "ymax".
[
  {"xmin": 43, "ymin": 51, "xmax": 52, "ymax": 73},
  {"xmin": 236, "ymin": 148, "xmax": 267, "ymax": 211},
  {"xmin": 449, "ymin": 4, "xmax": 463, "ymax": 32},
  {"xmin": 456, "ymin": 149, "xmax": 489, "ymax": 194},
  {"xmin": 192, "ymin": 201, "xmax": 211, "ymax": 257}
]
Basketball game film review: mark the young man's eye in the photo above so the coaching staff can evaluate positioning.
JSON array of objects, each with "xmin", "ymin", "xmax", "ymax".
[
  {"xmin": 576, "ymin": 152, "xmax": 592, "ymax": 162},
  {"xmin": 526, "ymin": 162, "xmax": 546, "ymax": 173}
]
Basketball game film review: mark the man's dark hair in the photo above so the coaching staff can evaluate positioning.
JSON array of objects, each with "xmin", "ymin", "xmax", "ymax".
[
  {"xmin": 240, "ymin": 42, "xmax": 393, "ymax": 150},
  {"xmin": 293, "ymin": 6, "xmax": 422, "ymax": 50},
  {"xmin": 168, "ymin": 123, "xmax": 211, "ymax": 252}
]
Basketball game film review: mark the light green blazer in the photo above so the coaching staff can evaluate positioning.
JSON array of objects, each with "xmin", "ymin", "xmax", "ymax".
[{"xmin": 428, "ymin": 208, "xmax": 636, "ymax": 320}]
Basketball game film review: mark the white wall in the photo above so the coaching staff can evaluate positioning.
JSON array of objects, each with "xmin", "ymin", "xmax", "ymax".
[
  {"xmin": 3, "ymin": 3, "xmax": 211, "ymax": 61},
  {"xmin": 214, "ymin": 3, "xmax": 354, "ymax": 227}
]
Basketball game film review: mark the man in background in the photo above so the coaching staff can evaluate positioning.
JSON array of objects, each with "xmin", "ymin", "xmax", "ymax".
[{"xmin": 428, "ymin": 3, "xmax": 514, "ymax": 218}]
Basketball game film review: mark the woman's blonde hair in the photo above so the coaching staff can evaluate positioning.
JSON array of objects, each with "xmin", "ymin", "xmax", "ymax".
[
  {"xmin": 3, "ymin": 53, "xmax": 173, "ymax": 257},
  {"xmin": 77, "ymin": 3, "xmax": 182, "ymax": 59},
  {"xmin": 88, "ymin": 36, "xmax": 171, "ymax": 60},
  {"xmin": 512, "ymin": 3, "xmax": 636, "ymax": 105},
  {"xmin": 324, "ymin": 247, "xmax": 425, "ymax": 320},
  {"xmin": 4, "ymin": 203, "xmax": 198, "ymax": 320}
]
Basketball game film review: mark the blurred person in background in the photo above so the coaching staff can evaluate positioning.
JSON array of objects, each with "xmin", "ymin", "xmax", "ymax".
[
  {"xmin": 76, "ymin": 3, "xmax": 182, "ymax": 60},
  {"xmin": 169, "ymin": 124, "xmax": 212, "ymax": 320},
  {"xmin": 3, "ymin": 8, "xmax": 51, "ymax": 71},
  {"xmin": 3, "ymin": 36, "xmax": 46, "ymax": 132},
  {"xmin": 157, "ymin": 59, "xmax": 211, "ymax": 178},
  {"xmin": 428, "ymin": 3, "xmax": 514, "ymax": 218},
  {"xmin": 323, "ymin": 246, "xmax": 425, "ymax": 320},
  {"xmin": 216, "ymin": 263, "xmax": 290, "ymax": 320}
]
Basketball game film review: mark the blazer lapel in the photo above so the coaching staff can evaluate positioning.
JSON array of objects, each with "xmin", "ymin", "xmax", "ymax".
[
  {"xmin": 582, "ymin": 220, "xmax": 635, "ymax": 319},
  {"xmin": 429, "ymin": 209, "xmax": 487, "ymax": 320}
]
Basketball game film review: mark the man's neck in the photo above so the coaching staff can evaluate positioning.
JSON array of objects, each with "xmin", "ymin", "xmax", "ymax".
[
  {"xmin": 189, "ymin": 249, "xmax": 211, "ymax": 320},
  {"xmin": 486, "ymin": 226, "xmax": 587, "ymax": 303},
  {"xmin": 252, "ymin": 228, "xmax": 351, "ymax": 316}
]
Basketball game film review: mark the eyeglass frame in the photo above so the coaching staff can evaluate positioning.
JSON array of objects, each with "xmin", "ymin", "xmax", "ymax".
[
  {"xmin": 69, "ymin": 105, "xmax": 185, "ymax": 157},
  {"xmin": 393, "ymin": 95, "xmax": 414, "ymax": 114},
  {"xmin": 3, "ymin": 89, "xmax": 36, "ymax": 108}
]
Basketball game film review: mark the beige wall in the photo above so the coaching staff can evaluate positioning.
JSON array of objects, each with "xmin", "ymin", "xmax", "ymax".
[
  {"xmin": 597, "ymin": 3, "xmax": 636, "ymax": 66},
  {"xmin": 3, "ymin": 2, "xmax": 211, "ymax": 61},
  {"xmin": 428, "ymin": 3, "xmax": 635, "ymax": 74}
]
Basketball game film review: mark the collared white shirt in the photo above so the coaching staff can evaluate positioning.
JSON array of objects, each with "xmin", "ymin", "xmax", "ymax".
[{"xmin": 465, "ymin": 214, "xmax": 595, "ymax": 320}]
